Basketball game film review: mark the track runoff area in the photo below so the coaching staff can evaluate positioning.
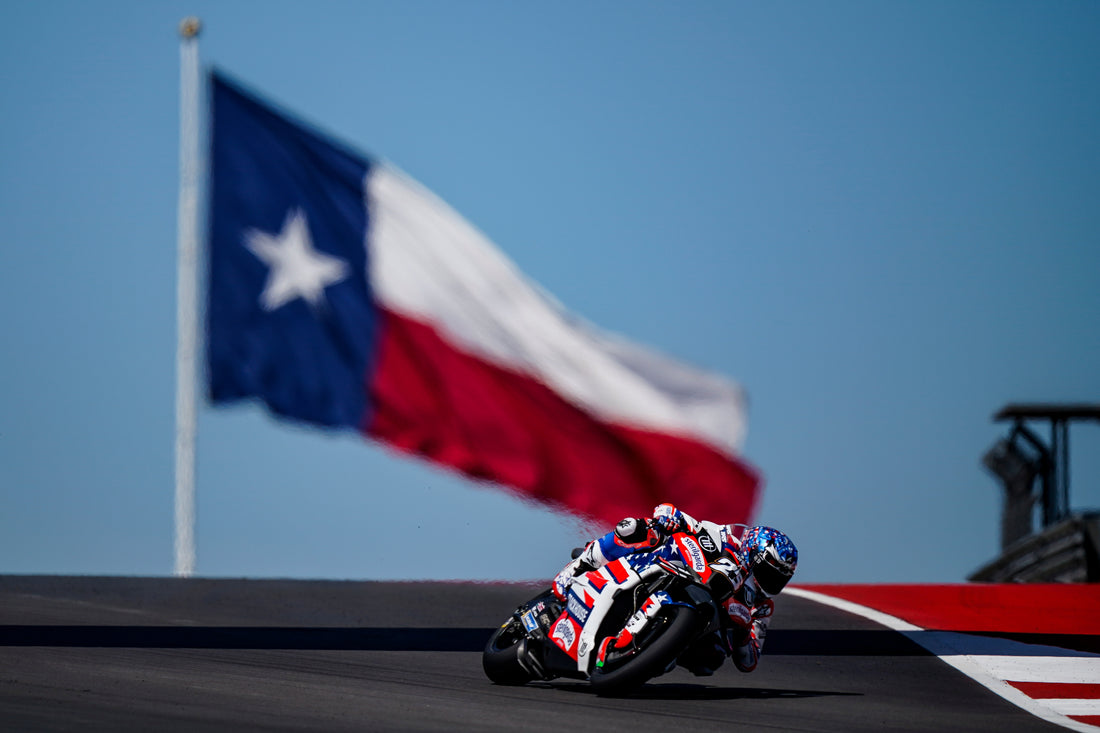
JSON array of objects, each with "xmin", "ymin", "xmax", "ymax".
[
  {"xmin": 792, "ymin": 584, "xmax": 1100, "ymax": 731},
  {"xmin": 1, "ymin": 577, "xmax": 1097, "ymax": 731}
]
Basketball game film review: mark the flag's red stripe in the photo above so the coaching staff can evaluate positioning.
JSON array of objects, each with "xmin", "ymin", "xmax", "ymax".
[
  {"xmin": 797, "ymin": 584, "xmax": 1100, "ymax": 635},
  {"xmin": 363, "ymin": 309, "xmax": 759, "ymax": 526},
  {"xmin": 1008, "ymin": 681, "xmax": 1100, "ymax": 699}
]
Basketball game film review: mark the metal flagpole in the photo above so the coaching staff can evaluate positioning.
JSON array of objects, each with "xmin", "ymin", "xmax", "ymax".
[{"xmin": 174, "ymin": 16, "xmax": 202, "ymax": 577}]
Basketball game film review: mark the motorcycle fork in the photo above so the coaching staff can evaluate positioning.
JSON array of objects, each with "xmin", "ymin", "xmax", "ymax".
[
  {"xmin": 516, "ymin": 599, "xmax": 585, "ymax": 680},
  {"xmin": 596, "ymin": 578, "xmax": 678, "ymax": 667}
]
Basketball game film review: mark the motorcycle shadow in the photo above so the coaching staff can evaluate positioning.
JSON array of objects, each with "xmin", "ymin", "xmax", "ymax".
[
  {"xmin": 0, "ymin": 625, "xmax": 492, "ymax": 651},
  {"xmin": 542, "ymin": 681, "xmax": 861, "ymax": 701}
]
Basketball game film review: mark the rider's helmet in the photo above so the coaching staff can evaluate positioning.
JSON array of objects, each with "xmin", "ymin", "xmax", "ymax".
[{"xmin": 738, "ymin": 526, "xmax": 798, "ymax": 596}]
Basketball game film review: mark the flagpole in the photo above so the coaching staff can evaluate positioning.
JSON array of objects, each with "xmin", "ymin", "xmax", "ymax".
[{"xmin": 174, "ymin": 16, "xmax": 202, "ymax": 577}]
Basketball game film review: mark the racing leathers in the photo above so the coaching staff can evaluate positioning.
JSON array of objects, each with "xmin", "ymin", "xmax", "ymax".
[{"xmin": 552, "ymin": 504, "xmax": 773, "ymax": 675}]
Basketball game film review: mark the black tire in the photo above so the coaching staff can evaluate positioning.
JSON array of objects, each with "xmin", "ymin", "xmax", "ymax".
[
  {"xmin": 482, "ymin": 618, "xmax": 536, "ymax": 686},
  {"xmin": 589, "ymin": 605, "xmax": 700, "ymax": 697}
]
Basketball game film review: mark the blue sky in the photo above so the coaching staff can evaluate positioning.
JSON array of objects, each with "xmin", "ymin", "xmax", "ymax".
[{"xmin": 1, "ymin": 1, "xmax": 1098, "ymax": 583}]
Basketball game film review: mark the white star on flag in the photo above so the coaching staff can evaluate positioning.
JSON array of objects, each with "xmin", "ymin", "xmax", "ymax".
[{"xmin": 245, "ymin": 208, "xmax": 350, "ymax": 311}]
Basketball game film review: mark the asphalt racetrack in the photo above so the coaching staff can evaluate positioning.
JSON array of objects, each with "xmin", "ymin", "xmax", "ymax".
[{"xmin": 0, "ymin": 576, "xmax": 1067, "ymax": 732}]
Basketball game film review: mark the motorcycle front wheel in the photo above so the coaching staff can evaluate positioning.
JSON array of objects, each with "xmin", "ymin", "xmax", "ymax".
[
  {"xmin": 589, "ymin": 604, "xmax": 700, "ymax": 697},
  {"xmin": 482, "ymin": 617, "xmax": 537, "ymax": 686}
]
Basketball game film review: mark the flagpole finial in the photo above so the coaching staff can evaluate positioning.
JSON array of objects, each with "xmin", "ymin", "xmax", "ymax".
[{"xmin": 179, "ymin": 16, "xmax": 202, "ymax": 39}]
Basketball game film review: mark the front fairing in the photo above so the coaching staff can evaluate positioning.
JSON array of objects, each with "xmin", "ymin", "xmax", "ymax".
[{"xmin": 548, "ymin": 556, "xmax": 647, "ymax": 671}]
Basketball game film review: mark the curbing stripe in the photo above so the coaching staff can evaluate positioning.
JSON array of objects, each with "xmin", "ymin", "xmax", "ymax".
[
  {"xmin": 1011, "ymin": 683, "xmax": 1100, "ymax": 699},
  {"xmin": 787, "ymin": 587, "xmax": 1100, "ymax": 732}
]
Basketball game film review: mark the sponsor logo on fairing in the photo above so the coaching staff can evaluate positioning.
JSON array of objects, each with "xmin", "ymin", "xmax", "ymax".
[
  {"xmin": 522, "ymin": 610, "xmax": 539, "ymax": 633},
  {"xmin": 567, "ymin": 592, "xmax": 591, "ymax": 625},
  {"xmin": 679, "ymin": 536, "xmax": 708, "ymax": 572},
  {"xmin": 698, "ymin": 533, "xmax": 717, "ymax": 554},
  {"xmin": 552, "ymin": 616, "xmax": 576, "ymax": 650}
]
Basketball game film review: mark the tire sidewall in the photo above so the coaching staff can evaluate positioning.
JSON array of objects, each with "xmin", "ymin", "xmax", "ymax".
[
  {"xmin": 589, "ymin": 604, "xmax": 701, "ymax": 696},
  {"xmin": 482, "ymin": 620, "xmax": 536, "ymax": 685}
]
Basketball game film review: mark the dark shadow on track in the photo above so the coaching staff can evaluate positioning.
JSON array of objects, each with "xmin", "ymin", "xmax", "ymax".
[
  {"xmin": 0, "ymin": 625, "xmax": 492, "ymax": 651},
  {"xmin": 965, "ymin": 631, "xmax": 1100, "ymax": 655},
  {"xmin": 0, "ymin": 620, "xmax": 928, "ymax": 651},
  {"xmin": 770, "ymin": 629, "xmax": 1100, "ymax": 656},
  {"xmin": 11, "ymin": 626, "xmax": 1088, "ymax": 656},
  {"xmin": 2, "ymin": 625, "xmax": 934, "ymax": 656},
  {"xmin": 0, "ymin": 626, "xmax": 932, "ymax": 655},
  {"xmin": 764, "ymin": 629, "xmax": 930, "ymax": 656}
]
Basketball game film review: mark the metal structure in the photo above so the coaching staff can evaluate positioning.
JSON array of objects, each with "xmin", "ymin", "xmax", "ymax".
[
  {"xmin": 974, "ymin": 402, "xmax": 1100, "ymax": 582},
  {"xmin": 993, "ymin": 403, "xmax": 1100, "ymax": 528}
]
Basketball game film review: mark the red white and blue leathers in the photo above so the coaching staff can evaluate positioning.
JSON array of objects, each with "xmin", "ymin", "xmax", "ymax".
[{"xmin": 553, "ymin": 504, "xmax": 778, "ymax": 675}]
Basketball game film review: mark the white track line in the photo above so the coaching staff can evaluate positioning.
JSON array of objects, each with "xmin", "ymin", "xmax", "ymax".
[
  {"xmin": 1049, "ymin": 701, "xmax": 1100, "ymax": 717},
  {"xmin": 787, "ymin": 587, "xmax": 1100, "ymax": 732}
]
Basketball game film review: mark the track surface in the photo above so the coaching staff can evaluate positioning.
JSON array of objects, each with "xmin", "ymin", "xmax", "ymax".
[{"xmin": 0, "ymin": 576, "xmax": 1068, "ymax": 732}]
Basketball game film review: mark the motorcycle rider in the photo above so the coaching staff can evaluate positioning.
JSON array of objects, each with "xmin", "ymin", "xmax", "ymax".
[{"xmin": 552, "ymin": 503, "xmax": 798, "ymax": 676}]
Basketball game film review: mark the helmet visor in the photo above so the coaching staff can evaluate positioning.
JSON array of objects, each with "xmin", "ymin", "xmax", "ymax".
[{"xmin": 753, "ymin": 555, "xmax": 793, "ymax": 595}]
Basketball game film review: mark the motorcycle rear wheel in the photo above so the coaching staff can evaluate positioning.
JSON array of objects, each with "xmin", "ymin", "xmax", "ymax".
[
  {"xmin": 589, "ymin": 604, "xmax": 700, "ymax": 697},
  {"xmin": 482, "ymin": 618, "xmax": 536, "ymax": 685}
]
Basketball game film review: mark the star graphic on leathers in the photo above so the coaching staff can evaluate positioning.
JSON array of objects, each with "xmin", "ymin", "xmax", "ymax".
[{"xmin": 245, "ymin": 208, "xmax": 349, "ymax": 311}]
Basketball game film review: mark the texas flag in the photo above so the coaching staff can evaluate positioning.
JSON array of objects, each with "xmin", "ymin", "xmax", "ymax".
[{"xmin": 206, "ymin": 71, "xmax": 761, "ymax": 526}]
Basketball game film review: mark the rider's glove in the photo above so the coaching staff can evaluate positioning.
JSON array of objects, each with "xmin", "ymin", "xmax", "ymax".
[
  {"xmin": 552, "ymin": 567, "xmax": 574, "ymax": 602},
  {"xmin": 753, "ymin": 597, "xmax": 774, "ymax": 621},
  {"xmin": 652, "ymin": 503, "xmax": 683, "ymax": 533},
  {"xmin": 552, "ymin": 554, "xmax": 588, "ymax": 601}
]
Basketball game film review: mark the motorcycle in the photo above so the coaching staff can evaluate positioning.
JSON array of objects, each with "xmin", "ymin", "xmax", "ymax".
[{"xmin": 482, "ymin": 528, "xmax": 744, "ymax": 696}]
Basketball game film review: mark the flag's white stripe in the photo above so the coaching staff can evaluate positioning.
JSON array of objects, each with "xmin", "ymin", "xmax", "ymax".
[
  {"xmin": 366, "ymin": 163, "xmax": 747, "ymax": 453},
  {"xmin": 787, "ymin": 588, "xmax": 1100, "ymax": 732}
]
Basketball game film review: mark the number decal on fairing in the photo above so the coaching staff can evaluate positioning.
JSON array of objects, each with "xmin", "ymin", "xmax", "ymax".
[{"xmin": 711, "ymin": 557, "xmax": 738, "ymax": 574}]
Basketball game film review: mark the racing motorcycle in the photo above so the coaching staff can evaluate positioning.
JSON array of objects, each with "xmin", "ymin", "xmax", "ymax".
[{"xmin": 482, "ymin": 528, "xmax": 744, "ymax": 696}]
